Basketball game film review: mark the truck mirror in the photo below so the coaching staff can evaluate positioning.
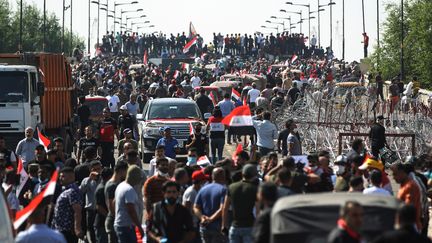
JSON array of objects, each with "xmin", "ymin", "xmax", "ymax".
[
  {"xmin": 37, "ymin": 82, "xmax": 45, "ymax": 96},
  {"xmin": 136, "ymin": 114, "xmax": 144, "ymax": 121}
]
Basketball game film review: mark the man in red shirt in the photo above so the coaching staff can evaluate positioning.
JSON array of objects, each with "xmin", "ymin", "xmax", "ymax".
[
  {"xmin": 362, "ymin": 33, "xmax": 369, "ymax": 58},
  {"xmin": 391, "ymin": 163, "xmax": 422, "ymax": 231},
  {"xmin": 98, "ymin": 108, "xmax": 119, "ymax": 168}
]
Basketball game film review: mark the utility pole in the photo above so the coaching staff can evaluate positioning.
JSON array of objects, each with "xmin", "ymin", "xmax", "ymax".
[
  {"xmin": 43, "ymin": 0, "xmax": 46, "ymax": 51},
  {"xmin": 400, "ymin": 0, "xmax": 404, "ymax": 81},
  {"xmin": 342, "ymin": 0, "xmax": 345, "ymax": 61},
  {"xmin": 70, "ymin": 0, "xmax": 73, "ymax": 56},
  {"xmin": 88, "ymin": 0, "xmax": 91, "ymax": 54},
  {"xmin": 62, "ymin": 0, "xmax": 65, "ymax": 53}
]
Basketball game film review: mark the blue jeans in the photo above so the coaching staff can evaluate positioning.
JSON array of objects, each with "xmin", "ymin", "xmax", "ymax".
[
  {"xmin": 228, "ymin": 226, "xmax": 253, "ymax": 243},
  {"xmin": 114, "ymin": 226, "xmax": 137, "ymax": 243},
  {"xmin": 210, "ymin": 138, "xmax": 225, "ymax": 163}
]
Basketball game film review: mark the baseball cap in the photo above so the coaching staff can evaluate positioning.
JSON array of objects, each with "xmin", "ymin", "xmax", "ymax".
[
  {"xmin": 358, "ymin": 157, "xmax": 384, "ymax": 171},
  {"xmin": 192, "ymin": 170, "xmax": 208, "ymax": 182},
  {"xmin": 120, "ymin": 105, "xmax": 127, "ymax": 110},
  {"xmin": 123, "ymin": 128, "xmax": 132, "ymax": 134}
]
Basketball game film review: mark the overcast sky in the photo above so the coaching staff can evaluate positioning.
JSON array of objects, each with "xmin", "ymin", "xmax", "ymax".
[{"xmin": 10, "ymin": 0, "xmax": 399, "ymax": 61}]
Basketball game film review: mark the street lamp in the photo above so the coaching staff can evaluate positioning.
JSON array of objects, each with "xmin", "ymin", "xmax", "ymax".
[
  {"xmin": 90, "ymin": 0, "xmax": 101, "ymax": 44},
  {"xmin": 271, "ymin": 16, "xmax": 294, "ymax": 33},
  {"xmin": 318, "ymin": 0, "xmax": 336, "ymax": 50},
  {"xmin": 113, "ymin": 1, "xmax": 139, "ymax": 33},
  {"xmin": 286, "ymin": 2, "xmax": 314, "ymax": 46},
  {"xmin": 120, "ymin": 9, "xmax": 143, "ymax": 32},
  {"xmin": 126, "ymin": 15, "xmax": 146, "ymax": 29},
  {"xmin": 101, "ymin": 7, "xmax": 115, "ymax": 32},
  {"xmin": 261, "ymin": 25, "xmax": 279, "ymax": 33},
  {"xmin": 280, "ymin": 9, "xmax": 302, "ymax": 33},
  {"xmin": 136, "ymin": 25, "xmax": 155, "ymax": 32}
]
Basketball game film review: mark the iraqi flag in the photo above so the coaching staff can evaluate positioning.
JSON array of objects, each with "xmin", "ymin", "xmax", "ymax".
[
  {"xmin": 231, "ymin": 88, "xmax": 241, "ymax": 102},
  {"xmin": 209, "ymin": 92, "xmax": 217, "ymax": 106},
  {"xmin": 37, "ymin": 128, "xmax": 50, "ymax": 151},
  {"xmin": 173, "ymin": 70, "xmax": 180, "ymax": 79},
  {"xmin": 189, "ymin": 122, "xmax": 194, "ymax": 136},
  {"xmin": 13, "ymin": 169, "xmax": 59, "ymax": 229},
  {"xmin": 221, "ymin": 105, "xmax": 253, "ymax": 127},
  {"xmin": 143, "ymin": 50, "xmax": 148, "ymax": 65},
  {"xmin": 197, "ymin": 156, "xmax": 211, "ymax": 167},
  {"xmin": 189, "ymin": 22, "xmax": 198, "ymax": 39},
  {"xmin": 16, "ymin": 157, "xmax": 29, "ymax": 197},
  {"xmin": 291, "ymin": 54, "xmax": 298, "ymax": 64},
  {"xmin": 183, "ymin": 36, "xmax": 198, "ymax": 54}
]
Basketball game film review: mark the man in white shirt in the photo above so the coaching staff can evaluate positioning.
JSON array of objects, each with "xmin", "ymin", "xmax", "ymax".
[
  {"xmin": 363, "ymin": 170, "xmax": 391, "ymax": 196},
  {"xmin": 107, "ymin": 89, "xmax": 120, "ymax": 119},
  {"xmin": 247, "ymin": 83, "xmax": 261, "ymax": 109},
  {"xmin": 149, "ymin": 145, "xmax": 175, "ymax": 177},
  {"xmin": 190, "ymin": 72, "xmax": 202, "ymax": 88}
]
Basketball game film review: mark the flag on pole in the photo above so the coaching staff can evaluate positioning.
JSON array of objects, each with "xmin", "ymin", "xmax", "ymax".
[
  {"xmin": 143, "ymin": 50, "xmax": 148, "ymax": 65},
  {"xmin": 221, "ymin": 105, "xmax": 253, "ymax": 127},
  {"xmin": 183, "ymin": 36, "xmax": 198, "ymax": 54},
  {"xmin": 231, "ymin": 88, "xmax": 241, "ymax": 102},
  {"xmin": 16, "ymin": 157, "xmax": 29, "ymax": 197},
  {"xmin": 37, "ymin": 128, "xmax": 50, "ymax": 151},
  {"xmin": 173, "ymin": 70, "xmax": 180, "ymax": 79},
  {"xmin": 13, "ymin": 169, "xmax": 59, "ymax": 229},
  {"xmin": 232, "ymin": 143, "xmax": 243, "ymax": 165},
  {"xmin": 197, "ymin": 156, "xmax": 211, "ymax": 167},
  {"xmin": 291, "ymin": 54, "xmax": 298, "ymax": 64},
  {"xmin": 209, "ymin": 92, "xmax": 217, "ymax": 106},
  {"xmin": 189, "ymin": 122, "xmax": 194, "ymax": 136},
  {"xmin": 189, "ymin": 22, "xmax": 197, "ymax": 39}
]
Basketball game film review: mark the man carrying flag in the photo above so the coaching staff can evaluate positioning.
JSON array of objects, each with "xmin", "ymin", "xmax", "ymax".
[
  {"xmin": 183, "ymin": 36, "xmax": 198, "ymax": 54},
  {"xmin": 186, "ymin": 123, "xmax": 208, "ymax": 157},
  {"xmin": 222, "ymin": 105, "xmax": 255, "ymax": 145}
]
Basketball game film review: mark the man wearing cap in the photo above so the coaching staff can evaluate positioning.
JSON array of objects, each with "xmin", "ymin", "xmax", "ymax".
[
  {"xmin": 369, "ymin": 115, "xmax": 387, "ymax": 158},
  {"xmin": 117, "ymin": 128, "xmax": 138, "ymax": 156},
  {"xmin": 156, "ymin": 126, "xmax": 179, "ymax": 159},
  {"xmin": 359, "ymin": 157, "xmax": 393, "ymax": 195},
  {"xmin": 183, "ymin": 170, "xmax": 208, "ymax": 229},
  {"xmin": 222, "ymin": 164, "xmax": 259, "ymax": 242},
  {"xmin": 118, "ymin": 105, "xmax": 137, "ymax": 140}
]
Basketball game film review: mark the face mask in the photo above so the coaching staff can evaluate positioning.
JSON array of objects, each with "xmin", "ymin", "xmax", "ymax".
[
  {"xmin": 157, "ymin": 170, "xmax": 169, "ymax": 178},
  {"xmin": 165, "ymin": 197, "xmax": 177, "ymax": 205},
  {"xmin": 187, "ymin": 157, "xmax": 197, "ymax": 164}
]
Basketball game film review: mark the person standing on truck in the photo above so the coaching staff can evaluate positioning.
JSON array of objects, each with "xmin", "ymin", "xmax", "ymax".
[
  {"xmin": 77, "ymin": 96, "xmax": 91, "ymax": 138},
  {"xmin": 16, "ymin": 127, "xmax": 40, "ymax": 167},
  {"xmin": 98, "ymin": 108, "xmax": 119, "ymax": 169}
]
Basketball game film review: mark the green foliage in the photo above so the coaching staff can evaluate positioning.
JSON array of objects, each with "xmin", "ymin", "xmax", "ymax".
[
  {"xmin": 0, "ymin": 0, "xmax": 84, "ymax": 54},
  {"xmin": 371, "ymin": 0, "xmax": 432, "ymax": 88}
]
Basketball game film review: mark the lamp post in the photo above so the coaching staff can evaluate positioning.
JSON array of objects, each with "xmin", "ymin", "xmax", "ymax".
[
  {"xmin": 318, "ymin": 1, "xmax": 336, "ymax": 50},
  {"xmin": 100, "ymin": 5, "xmax": 114, "ymax": 33},
  {"xmin": 286, "ymin": 2, "xmax": 313, "ymax": 45},
  {"xmin": 126, "ymin": 15, "xmax": 146, "ymax": 29},
  {"xmin": 113, "ymin": 1, "xmax": 138, "ymax": 33},
  {"xmin": 271, "ymin": 16, "xmax": 293, "ymax": 33},
  {"xmin": 343, "ymin": 0, "xmax": 345, "ymax": 60},
  {"xmin": 377, "ymin": 0, "xmax": 380, "ymax": 68},
  {"xmin": 280, "ymin": 9, "xmax": 302, "ymax": 33},
  {"xmin": 91, "ymin": 0, "xmax": 102, "ymax": 44},
  {"xmin": 265, "ymin": 20, "xmax": 284, "ymax": 34},
  {"xmin": 120, "ymin": 9, "xmax": 143, "ymax": 32},
  {"xmin": 19, "ymin": 0, "xmax": 23, "ymax": 52},
  {"xmin": 261, "ymin": 25, "xmax": 279, "ymax": 34},
  {"xmin": 136, "ymin": 24, "xmax": 155, "ymax": 33},
  {"xmin": 70, "ymin": 0, "xmax": 73, "ymax": 55},
  {"xmin": 88, "ymin": 0, "xmax": 90, "ymax": 54},
  {"xmin": 400, "ymin": 0, "xmax": 404, "ymax": 81},
  {"xmin": 43, "ymin": 0, "xmax": 46, "ymax": 51}
]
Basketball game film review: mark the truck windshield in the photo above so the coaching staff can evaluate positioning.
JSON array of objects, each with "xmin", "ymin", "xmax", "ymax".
[
  {"xmin": 148, "ymin": 103, "xmax": 201, "ymax": 119},
  {"xmin": 0, "ymin": 71, "xmax": 28, "ymax": 102}
]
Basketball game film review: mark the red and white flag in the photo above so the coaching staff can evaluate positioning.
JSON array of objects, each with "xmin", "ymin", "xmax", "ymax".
[
  {"xmin": 173, "ymin": 70, "xmax": 180, "ymax": 79},
  {"xmin": 37, "ymin": 128, "xmax": 50, "ymax": 151},
  {"xmin": 232, "ymin": 143, "xmax": 243, "ymax": 164},
  {"xmin": 291, "ymin": 54, "xmax": 298, "ymax": 64},
  {"xmin": 183, "ymin": 36, "xmax": 198, "ymax": 54},
  {"xmin": 14, "ymin": 169, "xmax": 59, "ymax": 229},
  {"xmin": 197, "ymin": 156, "xmax": 211, "ymax": 167},
  {"xmin": 16, "ymin": 157, "xmax": 29, "ymax": 197},
  {"xmin": 38, "ymin": 68, "xmax": 45, "ymax": 78},
  {"xmin": 231, "ymin": 88, "xmax": 241, "ymax": 102},
  {"xmin": 243, "ymin": 97, "xmax": 248, "ymax": 106},
  {"xmin": 189, "ymin": 22, "xmax": 198, "ymax": 39},
  {"xmin": 209, "ymin": 92, "xmax": 217, "ymax": 106},
  {"xmin": 221, "ymin": 105, "xmax": 253, "ymax": 127},
  {"xmin": 143, "ymin": 50, "xmax": 148, "ymax": 65},
  {"xmin": 189, "ymin": 122, "xmax": 194, "ymax": 136},
  {"xmin": 267, "ymin": 66, "xmax": 272, "ymax": 74}
]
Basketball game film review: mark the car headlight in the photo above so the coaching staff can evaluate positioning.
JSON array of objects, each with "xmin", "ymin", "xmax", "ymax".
[{"xmin": 144, "ymin": 127, "xmax": 161, "ymax": 136}]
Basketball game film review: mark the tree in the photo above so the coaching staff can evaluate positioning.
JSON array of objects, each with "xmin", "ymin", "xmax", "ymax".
[
  {"xmin": 0, "ymin": 0, "xmax": 84, "ymax": 54},
  {"xmin": 371, "ymin": 0, "xmax": 432, "ymax": 88}
]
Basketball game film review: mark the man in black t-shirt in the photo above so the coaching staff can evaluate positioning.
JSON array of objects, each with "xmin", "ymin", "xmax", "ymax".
[
  {"xmin": 77, "ymin": 126, "xmax": 100, "ymax": 163},
  {"xmin": 118, "ymin": 105, "xmax": 137, "ymax": 140},
  {"xmin": 94, "ymin": 168, "xmax": 113, "ymax": 243},
  {"xmin": 369, "ymin": 115, "xmax": 387, "ymax": 158},
  {"xmin": 277, "ymin": 120, "xmax": 291, "ymax": 156},
  {"xmin": 186, "ymin": 123, "xmax": 208, "ymax": 157},
  {"xmin": 77, "ymin": 96, "xmax": 91, "ymax": 137}
]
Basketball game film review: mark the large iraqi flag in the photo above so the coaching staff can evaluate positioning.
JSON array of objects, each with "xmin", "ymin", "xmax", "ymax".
[
  {"xmin": 14, "ymin": 169, "xmax": 59, "ymax": 229},
  {"xmin": 183, "ymin": 36, "xmax": 198, "ymax": 54},
  {"xmin": 221, "ymin": 105, "xmax": 253, "ymax": 127}
]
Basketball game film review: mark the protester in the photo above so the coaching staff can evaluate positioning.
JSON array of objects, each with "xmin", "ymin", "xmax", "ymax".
[
  {"xmin": 253, "ymin": 182, "xmax": 278, "ymax": 243},
  {"xmin": 15, "ymin": 127, "xmax": 40, "ymax": 166},
  {"xmin": 328, "ymin": 201, "xmax": 363, "ymax": 243}
]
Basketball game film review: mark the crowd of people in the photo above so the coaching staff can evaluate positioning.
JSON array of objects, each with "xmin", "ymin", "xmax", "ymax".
[
  {"xmin": 1, "ymin": 29, "xmax": 432, "ymax": 243},
  {"xmin": 93, "ymin": 31, "xmax": 327, "ymax": 59}
]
